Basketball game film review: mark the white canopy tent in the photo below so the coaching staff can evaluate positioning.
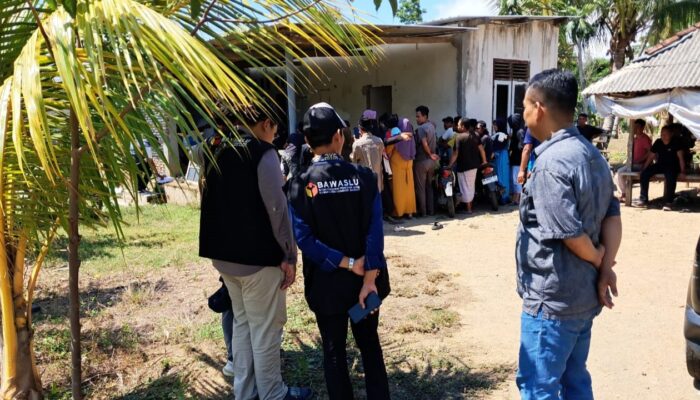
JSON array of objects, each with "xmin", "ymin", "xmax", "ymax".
[
  {"xmin": 592, "ymin": 88, "xmax": 700, "ymax": 140},
  {"xmin": 583, "ymin": 22, "xmax": 700, "ymax": 206}
]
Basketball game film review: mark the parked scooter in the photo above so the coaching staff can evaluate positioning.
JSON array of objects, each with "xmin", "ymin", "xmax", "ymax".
[
  {"xmin": 434, "ymin": 164, "xmax": 457, "ymax": 218},
  {"xmin": 479, "ymin": 163, "xmax": 500, "ymax": 211}
]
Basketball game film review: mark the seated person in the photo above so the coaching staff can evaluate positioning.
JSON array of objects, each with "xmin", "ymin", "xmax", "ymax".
[
  {"xmin": 616, "ymin": 119, "xmax": 652, "ymax": 201},
  {"xmin": 669, "ymin": 122, "xmax": 697, "ymax": 171},
  {"xmin": 636, "ymin": 125, "xmax": 686, "ymax": 207}
]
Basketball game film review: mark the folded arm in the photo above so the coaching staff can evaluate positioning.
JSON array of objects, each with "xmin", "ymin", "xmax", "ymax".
[
  {"xmin": 563, "ymin": 235, "xmax": 604, "ymax": 267},
  {"xmin": 364, "ymin": 191, "xmax": 386, "ymax": 271},
  {"xmin": 290, "ymin": 204, "xmax": 344, "ymax": 272}
]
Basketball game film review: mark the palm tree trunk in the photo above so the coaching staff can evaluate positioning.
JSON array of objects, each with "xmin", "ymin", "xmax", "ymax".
[
  {"xmin": 575, "ymin": 40, "xmax": 588, "ymax": 113},
  {"xmin": 68, "ymin": 109, "xmax": 83, "ymax": 400},
  {"xmin": 1, "ymin": 244, "xmax": 43, "ymax": 399}
]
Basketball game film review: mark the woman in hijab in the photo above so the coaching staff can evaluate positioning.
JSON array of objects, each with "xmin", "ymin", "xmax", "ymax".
[
  {"xmin": 385, "ymin": 115, "xmax": 417, "ymax": 218},
  {"xmin": 507, "ymin": 113, "xmax": 525, "ymax": 204},
  {"xmin": 491, "ymin": 118, "xmax": 511, "ymax": 204}
]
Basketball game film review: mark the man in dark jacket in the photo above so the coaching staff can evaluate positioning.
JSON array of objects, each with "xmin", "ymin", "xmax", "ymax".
[
  {"xmin": 197, "ymin": 108, "xmax": 312, "ymax": 400},
  {"xmin": 289, "ymin": 102, "xmax": 391, "ymax": 400}
]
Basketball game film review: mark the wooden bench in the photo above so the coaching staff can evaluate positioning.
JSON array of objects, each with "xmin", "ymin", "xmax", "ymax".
[{"xmin": 619, "ymin": 171, "xmax": 700, "ymax": 206}]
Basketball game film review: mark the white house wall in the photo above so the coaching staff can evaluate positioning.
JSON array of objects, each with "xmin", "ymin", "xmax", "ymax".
[
  {"xmin": 460, "ymin": 20, "xmax": 559, "ymax": 122},
  {"xmin": 299, "ymin": 43, "xmax": 459, "ymax": 129}
]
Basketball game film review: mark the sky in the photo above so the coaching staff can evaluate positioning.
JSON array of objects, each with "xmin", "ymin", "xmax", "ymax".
[{"xmin": 346, "ymin": 0, "xmax": 498, "ymax": 24}]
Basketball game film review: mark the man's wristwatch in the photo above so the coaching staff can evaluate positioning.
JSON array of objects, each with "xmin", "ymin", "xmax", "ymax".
[{"xmin": 347, "ymin": 257, "xmax": 355, "ymax": 272}]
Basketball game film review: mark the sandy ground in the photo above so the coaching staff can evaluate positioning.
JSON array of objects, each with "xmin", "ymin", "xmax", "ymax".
[{"xmin": 384, "ymin": 182, "xmax": 700, "ymax": 400}]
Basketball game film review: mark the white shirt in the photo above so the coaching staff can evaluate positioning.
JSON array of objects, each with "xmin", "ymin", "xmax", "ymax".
[{"xmin": 442, "ymin": 127, "xmax": 455, "ymax": 141}]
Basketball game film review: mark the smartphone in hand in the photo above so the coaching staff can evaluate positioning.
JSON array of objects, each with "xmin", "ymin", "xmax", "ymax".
[{"xmin": 348, "ymin": 292, "xmax": 382, "ymax": 324}]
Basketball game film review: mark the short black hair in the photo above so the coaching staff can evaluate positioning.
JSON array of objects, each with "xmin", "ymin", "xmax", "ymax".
[
  {"xmin": 416, "ymin": 105, "xmax": 429, "ymax": 117},
  {"xmin": 467, "ymin": 118, "xmax": 478, "ymax": 129},
  {"xmin": 634, "ymin": 119, "xmax": 646, "ymax": 128},
  {"xmin": 578, "ymin": 113, "xmax": 588, "ymax": 118},
  {"xmin": 305, "ymin": 128, "xmax": 333, "ymax": 148},
  {"xmin": 442, "ymin": 116, "xmax": 454, "ymax": 124},
  {"xmin": 359, "ymin": 118, "xmax": 375, "ymax": 132},
  {"xmin": 527, "ymin": 69, "xmax": 578, "ymax": 117},
  {"xmin": 239, "ymin": 105, "xmax": 278, "ymax": 126}
]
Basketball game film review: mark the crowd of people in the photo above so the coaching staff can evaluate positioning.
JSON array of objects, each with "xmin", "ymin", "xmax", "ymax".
[
  {"xmin": 188, "ymin": 67, "xmax": 696, "ymax": 400},
  {"xmin": 279, "ymin": 104, "xmax": 540, "ymax": 224}
]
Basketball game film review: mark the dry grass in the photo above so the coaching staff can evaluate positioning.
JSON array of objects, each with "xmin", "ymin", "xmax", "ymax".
[{"xmin": 34, "ymin": 205, "xmax": 510, "ymax": 399}]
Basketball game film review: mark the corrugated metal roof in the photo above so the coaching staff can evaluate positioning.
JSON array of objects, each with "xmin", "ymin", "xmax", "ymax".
[
  {"xmin": 372, "ymin": 24, "xmax": 475, "ymax": 36},
  {"xmin": 424, "ymin": 15, "xmax": 570, "ymax": 27},
  {"xmin": 583, "ymin": 23, "xmax": 700, "ymax": 96}
]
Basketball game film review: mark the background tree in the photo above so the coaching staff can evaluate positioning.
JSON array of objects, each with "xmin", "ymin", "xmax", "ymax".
[
  {"xmin": 0, "ymin": 0, "xmax": 386, "ymax": 398},
  {"xmin": 595, "ymin": 0, "xmax": 700, "ymax": 71},
  {"xmin": 396, "ymin": 0, "xmax": 425, "ymax": 24},
  {"xmin": 584, "ymin": 57, "xmax": 613, "ymax": 86},
  {"xmin": 499, "ymin": 0, "xmax": 700, "ymax": 73}
]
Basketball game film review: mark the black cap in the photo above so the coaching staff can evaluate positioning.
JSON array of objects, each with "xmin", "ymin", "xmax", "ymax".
[{"xmin": 302, "ymin": 102, "xmax": 346, "ymax": 141}]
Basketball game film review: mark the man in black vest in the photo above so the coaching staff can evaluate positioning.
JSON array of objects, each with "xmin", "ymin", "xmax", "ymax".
[
  {"xmin": 198, "ymin": 108, "xmax": 312, "ymax": 400},
  {"xmin": 289, "ymin": 102, "xmax": 391, "ymax": 400}
]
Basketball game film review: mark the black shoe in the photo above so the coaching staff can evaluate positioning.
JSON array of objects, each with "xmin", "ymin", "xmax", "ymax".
[
  {"xmin": 633, "ymin": 199, "xmax": 648, "ymax": 207},
  {"xmin": 285, "ymin": 387, "xmax": 314, "ymax": 400}
]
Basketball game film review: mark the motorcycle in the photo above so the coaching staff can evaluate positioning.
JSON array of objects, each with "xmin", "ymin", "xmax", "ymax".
[
  {"xmin": 479, "ymin": 163, "xmax": 500, "ymax": 211},
  {"xmin": 434, "ymin": 164, "xmax": 457, "ymax": 218}
]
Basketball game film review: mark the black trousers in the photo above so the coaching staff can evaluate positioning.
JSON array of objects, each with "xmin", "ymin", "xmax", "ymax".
[
  {"xmin": 315, "ymin": 312, "xmax": 390, "ymax": 400},
  {"xmin": 639, "ymin": 163, "xmax": 678, "ymax": 204}
]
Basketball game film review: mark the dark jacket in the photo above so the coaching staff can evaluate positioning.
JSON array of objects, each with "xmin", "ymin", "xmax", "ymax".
[
  {"xmin": 199, "ymin": 133, "xmax": 284, "ymax": 266},
  {"xmin": 289, "ymin": 154, "xmax": 390, "ymax": 315}
]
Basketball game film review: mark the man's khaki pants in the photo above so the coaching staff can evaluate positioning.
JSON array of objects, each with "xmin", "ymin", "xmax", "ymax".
[{"xmin": 221, "ymin": 267, "xmax": 288, "ymax": 400}]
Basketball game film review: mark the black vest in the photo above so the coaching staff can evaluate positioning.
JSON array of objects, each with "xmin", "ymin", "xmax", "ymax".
[
  {"xmin": 289, "ymin": 156, "xmax": 390, "ymax": 315},
  {"xmin": 199, "ymin": 133, "xmax": 284, "ymax": 266}
]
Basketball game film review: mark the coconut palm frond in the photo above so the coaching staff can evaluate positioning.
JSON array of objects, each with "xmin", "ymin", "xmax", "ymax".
[
  {"xmin": 645, "ymin": 0, "xmax": 700, "ymax": 45},
  {"xmin": 3, "ymin": 0, "xmax": 387, "ymax": 248}
]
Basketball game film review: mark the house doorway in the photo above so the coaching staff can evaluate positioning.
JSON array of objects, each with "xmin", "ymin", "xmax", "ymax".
[{"xmin": 366, "ymin": 85, "xmax": 393, "ymax": 118}]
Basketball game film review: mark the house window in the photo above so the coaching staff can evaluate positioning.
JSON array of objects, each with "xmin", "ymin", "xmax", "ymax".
[{"xmin": 492, "ymin": 59, "xmax": 530, "ymax": 127}]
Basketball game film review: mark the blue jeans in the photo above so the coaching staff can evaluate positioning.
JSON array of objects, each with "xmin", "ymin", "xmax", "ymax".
[
  {"xmin": 222, "ymin": 309, "xmax": 233, "ymax": 362},
  {"xmin": 517, "ymin": 310, "xmax": 594, "ymax": 400}
]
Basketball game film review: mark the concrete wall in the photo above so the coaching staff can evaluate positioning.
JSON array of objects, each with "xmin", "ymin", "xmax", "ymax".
[
  {"xmin": 460, "ymin": 20, "xmax": 559, "ymax": 122},
  {"xmin": 299, "ymin": 43, "xmax": 459, "ymax": 133},
  {"xmin": 295, "ymin": 20, "xmax": 559, "ymax": 135}
]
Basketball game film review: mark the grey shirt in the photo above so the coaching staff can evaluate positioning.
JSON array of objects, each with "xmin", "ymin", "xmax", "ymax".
[
  {"xmin": 516, "ymin": 128, "xmax": 620, "ymax": 320},
  {"xmin": 414, "ymin": 121, "xmax": 437, "ymax": 163},
  {"xmin": 193, "ymin": 131, "xmax": 298, "ymax": 277},
  {"xmin": 352, "ymin": 134, "xmax": 385, "ymax": 192}
]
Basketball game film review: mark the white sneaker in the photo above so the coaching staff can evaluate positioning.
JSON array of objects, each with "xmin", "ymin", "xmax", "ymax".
[{"xmin": 222, "ymin": 361, "xmax": 235, "ymax": 377}]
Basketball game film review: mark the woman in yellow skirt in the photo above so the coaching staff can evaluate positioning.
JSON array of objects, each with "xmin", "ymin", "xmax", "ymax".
[{"xmin": 386, "ymin": 116, "xmax": 417, "ymax": 218}]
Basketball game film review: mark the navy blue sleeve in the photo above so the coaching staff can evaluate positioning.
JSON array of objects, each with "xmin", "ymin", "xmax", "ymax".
[
  {"xmin": 364, "ymin": 191, "xmax": 386, "ymax": 270},
  {"xmin": 289, "ymin": 203, "xmax": 344, "ymax": 272},
  {"xmin": 605, "ymin": 196, "xmax": 621, "ymax": 218}
]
